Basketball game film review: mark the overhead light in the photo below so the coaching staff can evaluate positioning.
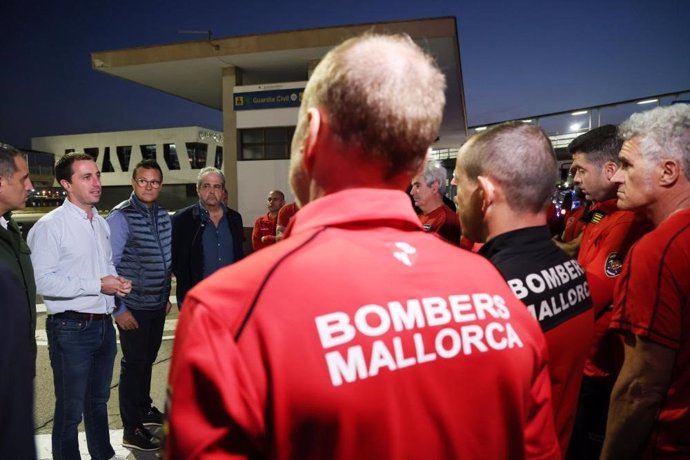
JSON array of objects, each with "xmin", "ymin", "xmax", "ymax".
[
  {"xmin": 570, "ymin": 123, "xmax": 582, "ymax": 132},
  {"xmin": 475, "ymin": 126, "xmax": 487, "ymax": 131},
  {"xmin": 637, "ymin": 99, "xmax": 658, "ymax": 105},
  {"xmin": 571, "ymin": 110, "xmax": 588, "ymax": 116},
  {"xmin": 521, "ymin": 119, "xmax": 533, "ymax": 123}
]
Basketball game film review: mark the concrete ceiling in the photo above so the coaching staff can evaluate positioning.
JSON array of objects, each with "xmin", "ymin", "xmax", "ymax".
[{"xmin": 92, "ymin": 17, "xmax": 467, "ymax": 149}]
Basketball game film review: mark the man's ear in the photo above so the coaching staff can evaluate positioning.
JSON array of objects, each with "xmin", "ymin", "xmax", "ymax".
[
  {"xmin": 59, "ymin": 179, "xmax": 71, "ymax": 192},
  {"xmin": 301, "ymin": 108, "xmax": 322, "ymax": 170},
  {"xmin": 659, "ymin": 159, "xmax": 681, "ymax": 187},
  {"xmin": 476, "ymin": 175, "xmax": 495, "ymax": 211},
  {"xmin": 603, "ymin": 161, "xmax": 619, "ymax": 181}
]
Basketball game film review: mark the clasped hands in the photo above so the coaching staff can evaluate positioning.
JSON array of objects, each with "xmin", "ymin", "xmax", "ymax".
[{"xmin": 100, "ymin": 275, "xmax": 132, "ymax": 297}]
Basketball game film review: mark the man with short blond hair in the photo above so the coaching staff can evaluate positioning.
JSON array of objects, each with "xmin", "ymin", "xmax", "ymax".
[{"xmin": 167, "ymin": 33, "xmax": 558, "ymax": 460}]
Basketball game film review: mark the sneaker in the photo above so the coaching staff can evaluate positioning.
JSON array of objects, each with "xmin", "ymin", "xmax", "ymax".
[
  {"xmin": 122, "ymin": 426, "xmax": 161, "ymax": 451},
  {"xmin": 142, "ymin": 406, "xmax": 164, "ymax": 426}
]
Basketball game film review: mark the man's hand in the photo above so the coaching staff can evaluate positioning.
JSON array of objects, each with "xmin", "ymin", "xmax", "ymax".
[
  {"xmin": 115, "ymin": 309, "xmax": 139, "ymax": 330},
  {"xmin": 165, "ymin": 301, "xmax": 172, "ymax": 315},
  {"xmin": 100, "ymin": 275, "xmax": 132, "ymax": 297}
]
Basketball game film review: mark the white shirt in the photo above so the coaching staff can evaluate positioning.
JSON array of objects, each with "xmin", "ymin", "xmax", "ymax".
[
  {"xmin": 0, "ymin": 215, "xmax": 8, "ymax": 230},
  {"xmin": 27, "ymin": 199, "xmax": 118, "ymax": 314}
]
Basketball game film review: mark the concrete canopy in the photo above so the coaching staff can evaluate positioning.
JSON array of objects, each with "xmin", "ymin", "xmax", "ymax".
[{"xmin": 91, "ymin": 16, "xmax": 467, "ymax": 149}]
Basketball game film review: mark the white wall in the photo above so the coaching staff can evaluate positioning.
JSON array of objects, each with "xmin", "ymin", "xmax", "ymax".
[{"xmin": 237, "ymin": 160, "xmax": 294, "ymax": 226}]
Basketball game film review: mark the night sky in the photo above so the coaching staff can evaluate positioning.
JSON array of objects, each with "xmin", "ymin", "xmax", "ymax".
[{"xmin": 1, "ymin": 0, "xmax": 689, "ymax": 149}]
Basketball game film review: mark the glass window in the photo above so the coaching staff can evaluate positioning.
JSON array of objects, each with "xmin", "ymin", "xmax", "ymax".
[
  {"xmin": 84, "ymin": 147, "xmax": 99, "ymax": 160},
  {"xmin": 116, "ymin": 146, "xmax": 132, "ymax": 172},
  {"xmin": 140, "ymin": 144, "xmax": 156, "ymax": 161},
  {"xmin": 186, "ymin": 142, "xmax": 208, "ymax": 169},
  {"xmin": 239, "ymin": 126, "xmax": 295, "ymax": 161},
  {"xmin": 214, "ymin": 146, "xmax": 223, "ymax": 168},
  {"xmin": 102, "ymin": 147, "xmax": 114, "ymax": 172},
  {"xmin": 164, "ymin": 143, "xmax": 180, "ymax": 170}
]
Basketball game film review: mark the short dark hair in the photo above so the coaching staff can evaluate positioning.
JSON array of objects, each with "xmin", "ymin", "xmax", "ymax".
[
  {"xmin": 0, "ymin": 143, "xmax": 23, "ymax": 178},
  {"xmin": 270, "ymin": 190, "xmax": 285, "ymax": 200},
  {"xmin": 55, "ymin": 152, "xmax": 95, "ymax": 183},
  {"xmin": 567, "ymin": 125, "xmax": 622, "ymax": 166},
  {"xmin": 132, "ymin": 159, "xmax": 163, "ymax": 182}
]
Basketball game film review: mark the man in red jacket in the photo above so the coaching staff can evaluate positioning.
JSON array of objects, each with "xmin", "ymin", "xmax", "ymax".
[
  {"xmin": 252, "ymin": 190, "xmax": 285, "ymax": 251},
  {"xmin": 166, "ymin": 33, "xmax": 559, "ymax": 460},
  {"xmin": 566, "ymin": 125, "xmax": 650, "ymax": 460}
]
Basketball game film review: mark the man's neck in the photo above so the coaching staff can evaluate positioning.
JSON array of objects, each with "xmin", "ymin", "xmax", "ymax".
[
  {"xmin": 647, "ymin": 187, "xmax": 690, "ymax": 226},
  {"xmin": 487, "ymin": 209, "xmax": 546, "ymax": 242},
  {"xmin": 68, "ymin": 197, "xmax": 94, "ymax": 220},
  {"xmin": 421, "ymin": 198, "xmax": 444, "ymax": 215}
]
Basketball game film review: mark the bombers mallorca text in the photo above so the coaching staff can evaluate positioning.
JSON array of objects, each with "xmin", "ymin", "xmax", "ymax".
[
  {"xmin": 506, "ymin": 260, "xmax": 590, "ymax": 322},
  {"xmin": 315, "ymin": 293, "xmax": 523, "ymax": 386}
]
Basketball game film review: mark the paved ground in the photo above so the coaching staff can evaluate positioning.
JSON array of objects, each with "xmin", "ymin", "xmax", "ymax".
[{"xmin": 34, "ymin": 302, "xmax": 177, "ymax": 460}]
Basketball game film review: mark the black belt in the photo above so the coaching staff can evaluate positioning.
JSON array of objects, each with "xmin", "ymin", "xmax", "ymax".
[{"xmin": 53, "ymin": 311, "xmax": 111, "ymax": 321}]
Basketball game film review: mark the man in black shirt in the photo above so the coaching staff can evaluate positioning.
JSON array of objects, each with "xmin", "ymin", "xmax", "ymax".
[{"xmin": 453, "ymin": 121, "xmax": 593, "ymax": 455}]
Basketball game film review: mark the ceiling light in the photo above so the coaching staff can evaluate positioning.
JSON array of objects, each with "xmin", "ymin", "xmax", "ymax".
[
  {"xmin": 475, "ymin": 126, "xmax": 487, "ymax": 131},
  {"xmin": 636, "ymin": 99, "xmax": 658, "ymax": 105},
  {"xmin": 570, "ymin": 123, "xmax": 582, "ymax": 132},
  {"xmin": 571, "ymin": 110, "xmax": 588, "ymax": 116}
]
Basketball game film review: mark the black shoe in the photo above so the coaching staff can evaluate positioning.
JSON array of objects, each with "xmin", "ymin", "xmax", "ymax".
[
  {"xmin": 123, "ymin": 426, "xmax": 161, "ymax": 451},
  {"xmin": 142, "ymin": 406, "xmax": 164, "ymax": 427}
]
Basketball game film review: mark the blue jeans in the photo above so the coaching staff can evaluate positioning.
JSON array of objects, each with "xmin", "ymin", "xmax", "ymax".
[{"xmin": 47, "ymin": 315, "xmax": 117, "ymax": 460}]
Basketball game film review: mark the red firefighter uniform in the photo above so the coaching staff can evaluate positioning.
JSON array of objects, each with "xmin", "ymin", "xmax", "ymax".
[
  {"xmin": 166, "ymin": 189, "xmax": 559, "ymax": 460},
  {"xmin": 611, "ymin": 209, "xmax": 690, "ymax": 458},
  {"xmin": 252, "ymin": 213, "xmax": 278, "ymax": 251},
  {"xmin": 577, "ymin": 199, "xmax": 649, "ymax": 377}
]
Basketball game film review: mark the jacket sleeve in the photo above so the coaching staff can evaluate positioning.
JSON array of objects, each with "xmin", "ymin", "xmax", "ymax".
[
  {"xmin": 524, "ymin": 339, "xmax": 561, "ymax": 460},
  {"xmin": 166, "ymin": 299, "xmax": 265, "ymax": 459}
]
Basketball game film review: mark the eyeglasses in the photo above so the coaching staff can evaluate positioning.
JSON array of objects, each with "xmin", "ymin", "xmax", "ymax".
[{"xmin": 134, "ymin": 178, "xmax": 162, "ymax": 188}]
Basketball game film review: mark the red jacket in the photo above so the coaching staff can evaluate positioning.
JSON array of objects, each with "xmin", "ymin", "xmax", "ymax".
[{"xmin": 167, "ymin": 189, "xmax": 560, "ymax": 460}]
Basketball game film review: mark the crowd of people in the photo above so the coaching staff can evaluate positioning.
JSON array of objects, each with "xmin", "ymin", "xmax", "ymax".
[{"xmin": 1, "ymin": 31, "xmax": 689, "ymax": 460}]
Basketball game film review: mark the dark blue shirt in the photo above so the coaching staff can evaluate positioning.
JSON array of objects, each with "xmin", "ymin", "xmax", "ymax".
[{"xmin": 200, "ymin": 204, "xmax": 235, "ymax": 278}]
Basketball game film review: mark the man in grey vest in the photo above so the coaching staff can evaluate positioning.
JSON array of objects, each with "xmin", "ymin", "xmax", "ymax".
[{"xmin": 107, "ymin": 159, "xmax": 172, "ymax": 452}]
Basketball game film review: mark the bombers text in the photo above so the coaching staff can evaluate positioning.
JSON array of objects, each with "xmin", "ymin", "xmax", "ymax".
[{"xmin": 314, "ymin": 294, "xmax": 524, "ymax": 386}]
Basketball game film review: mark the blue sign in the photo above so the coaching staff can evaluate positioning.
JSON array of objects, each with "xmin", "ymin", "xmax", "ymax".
[{"xmin": 233, "ymin": 88, "xmax": 304, "ymax": 111}]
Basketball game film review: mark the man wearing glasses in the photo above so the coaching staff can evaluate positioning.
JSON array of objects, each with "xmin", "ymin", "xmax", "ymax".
[
  {"xmin": 107, "ymin": 159, "xmax": 172, "ymax": 452},
  {"xmin": 171, "ymin": 166, "xmax": 244, "ymax": 308}
]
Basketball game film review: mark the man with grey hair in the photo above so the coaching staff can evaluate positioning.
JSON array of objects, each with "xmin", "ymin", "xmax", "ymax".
[
  {"xmin": 0, "ymin": 143, "xmax": 36, "ymax": 370},
  {"xmin": 410, "ymin": 160, "xmax": 461, "ymax": 245},
  {"xmin": 171, "ymin": 166, "xmax": 244, "ymax": 307},
  {"xmin": 602, "ymin": 104, "xmax": 690, "ymax": 459},
  {"xmin": 167, "ymin": 34, "xmax": 559, "ymax": 459},
  {"xmin": 453, "ymin": 121, "xmax": 593, "ymax": 454}
]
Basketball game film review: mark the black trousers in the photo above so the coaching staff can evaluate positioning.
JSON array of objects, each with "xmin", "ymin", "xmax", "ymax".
[
  {"xmin": 566, "ymin": 375, "xmax": 615, "ymax": 460},
  {"xmin": 117, "ymin": 308, "xmax": 166, "ymax": 430}
]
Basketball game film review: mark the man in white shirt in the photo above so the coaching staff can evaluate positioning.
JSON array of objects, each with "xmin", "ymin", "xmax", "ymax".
[{"xmin": 28, "ymin": 152, "xmax": 131, "ymax": 460}]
